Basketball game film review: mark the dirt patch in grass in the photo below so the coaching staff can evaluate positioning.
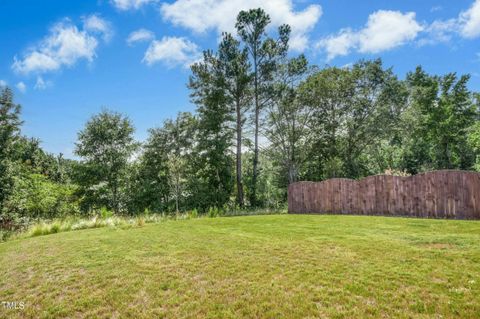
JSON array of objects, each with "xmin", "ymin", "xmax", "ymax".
[{"xmin": 421, "ymin": 242, "xmax": 457, "ymax": 250}]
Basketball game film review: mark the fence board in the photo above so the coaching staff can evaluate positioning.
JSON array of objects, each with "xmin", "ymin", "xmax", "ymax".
[{"xmin": 288, "ymin": 170, "xmax": 480, "ymax": 220}]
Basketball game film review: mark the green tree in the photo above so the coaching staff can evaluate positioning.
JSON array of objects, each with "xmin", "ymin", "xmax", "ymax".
[
  {"xmin": 236, "ymin": 8, "xmax": 289, "ymax": 206},
  {"xmin": 405, "ymin": 67, "xmax": 477, "ymax": 170},
  {"xmin": 6, "ymin": 171, "xmax": 79, "ymax": 220},
  {"xmin": 131, "ymin": 112, "xmax": 197, "ymax": 213},
  {"xmin": 74, "ymin": 110, "xmax": 137, "ymax": 213},
  {"xmin": 218, "ymin": 32, "xmax": 251, "ymax": 208},
  {"xmin": 266, "ymin": 55, "xmax": 311, "ymax": 187},
  {"xmin": 298, "ymin": 66, "xmax": 354, "ymax": 179},
  {"xmin": 344, "ymin": 60, "xmax": 407, "ymax": 177},
  {"xmin": 12, "ymin": 136, "xmax": 73, "ymax": 183},
  {"xmin": 189, "ymin": 50, "xmax": 234, "ymax": 210},
  {"xmin": 129, "ymin": 128, "xmax": 170, "ymax": 213},
  {"xmin": 299, "ymin": 60, "xmax": 406, "ymax": 179},
  {"xmin": 167, "ymin": 153, "xmax": 187, "ymax": 213},
  {"xmin": 0, "ymin": 87, "xmax": 22, "ymax": 224}
]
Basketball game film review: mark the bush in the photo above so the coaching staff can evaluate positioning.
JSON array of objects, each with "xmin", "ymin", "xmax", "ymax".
[
  {"xmin": 99, "ymin": 206, "xmax": 113, "ymax": 219},
  {"xmin": 50, "ymin": 221, "xmax": 61, "ymax": 234},
  {"xmin": 207, "ymin": 207, "xmax": 223, "ymax": 218},
  {"xmin": 28, "ymin": 220, "xmax": 73, "ymax": 237},
  {"xmin": 6, "ymin": 172, "xmax": 80, "ymax": 220},
  {"xmin": 30, "ymin": 223, "xmax": 47, "ymax": 237},
  {"xmin": 3, "ymin": 208, "xmax": 285, "ymax": 242},
  {"xmin": 136, "ymin": 217, "xmax": 145, "ymax": 227},
  {"xmin": 188, "ymin": 208, "xmax": 198, "ymax": 219},
  {"xmin": 0, "ymin": 230, "xmax": 14, "ymax": 241}
]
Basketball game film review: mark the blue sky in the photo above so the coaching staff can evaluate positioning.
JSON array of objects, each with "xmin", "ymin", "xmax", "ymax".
[{"xmin": 1, "ymin": 0, "xmax": 479, "ymax": 158}]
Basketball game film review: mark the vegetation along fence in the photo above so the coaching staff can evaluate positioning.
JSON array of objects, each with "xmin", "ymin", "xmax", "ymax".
[{"xmin": 288, "ymin": 170, "xmax": 480, "ymax": 219}]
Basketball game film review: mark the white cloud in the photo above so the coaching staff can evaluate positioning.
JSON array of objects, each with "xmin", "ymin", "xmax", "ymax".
[
  {"xmin": 143, "ymin": 36, "xmax": 200, "ymax": 68},
  {"xmin": 34, "ymin": 76, "xmax": 52, "ymax": 90},
  {"xmin": 418, "ymin": 19, "xmax": 458, "ymax": 46},
  {"xmin": 111, "ymin": 0, "xmax": 156, "ymax": 11},
  {"xmin": 16, "ymin": 82, "xmax": 27, "ymax": 93},
  {"xmin": 358, "ymin": 11, "xmax": 423, "ymax": 53},
  {"xmin": 126, "ymin": 28, "xmax": 155, "ymax": 46},
  {"xmin": 160, "ymin": 0, "xmax": 322, "ymax": 51},
  {"xmin": 318, "ymin": 29, "xmax": 357, "ymax": 61},
  {"xmin": 0, "ymin": 80, "xmax": 7, "ymax": 87},
  {"xmin": 83, "ymin": 14, "xmax": 113, "ymax": 42},
  {"xmin": 12, "ymin": 17, "xmax": 110, "ymax": 75},
  {"xmin": 13, "ymin": 51, "xmax": 61, "ymax": 74},
  {"xmin": 421, "ymin": 0, "xmax": 480, "ymax": 45},
  {"xmin": 459, "ymin": 0, "xmax": 480, "ymax": 38},
  {"xmin": 318, "ymin": 10, "xmax": 423, "ymax": 60}
]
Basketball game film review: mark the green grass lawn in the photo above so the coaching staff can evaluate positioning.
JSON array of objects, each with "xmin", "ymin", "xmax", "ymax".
[{"xmin": 1, "ymin": 215, "xmax": 479, "ymax": 318}]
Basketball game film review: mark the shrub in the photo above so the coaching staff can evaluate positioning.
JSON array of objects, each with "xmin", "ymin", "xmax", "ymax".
[
  {"xmin": 136, "ymin": 217, "xmax": 145, "ymax": 227},
  {"xmin": 6, "ymin": 208, "xmax": 285, "ymax": 241},
  {"xmin": 99, "ymin": 206, "xmax": 113, "ymax": 219},
  {"xmin": 188, "ymin": 209, "xmax": 198, "ymax": 219},
  {"xmin": 144, "ymin": 214, "xmax": 164, "ymax": 223},
  {"xmin": 30, "ymin": 223, "xmax": 47, "ymax": 237},
  {"xmin": 208, "ymin": 207, "xmax": 222, "ymax": 218},
  {"xmin": 50, "ymin": 221, "xmax": 61, "ymax": 234},
  {"xmin": 384, "ymin": 168, "xmax": 410, "ymax": 176},
  {"xmin": 6, "ymin": 172, "xmax": 80, "ymax": 220},
  {"xmin": 0, "ymin": 230, "xmax": 14, "ymax": 242}
]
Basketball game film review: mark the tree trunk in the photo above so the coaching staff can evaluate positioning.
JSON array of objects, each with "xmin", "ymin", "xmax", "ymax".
[
  {"xmin": 288, "ymin": 162, "xmax": 297, "ymax": 185},
  {"xmin": 112, "ymin": 182, "xmax": 118, "ymax": 214},
  {"xmin": 175, "ymin": 177, "xmax": 179, "ymax": 213},
  {"xmin": 236, "ymin": 98, "xmax": 244, "ymax": 207},
  {"xmin": 252, "ymin": 50, "xmax": 259, "ymax": 207},
  {"xmin": 289, "ymin": 118, "xmax": 297, "ymax": 184}
]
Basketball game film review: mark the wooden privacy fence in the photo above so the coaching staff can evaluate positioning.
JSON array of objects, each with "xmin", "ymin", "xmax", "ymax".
[{"xmin": 288, "ymin": 170, "xmax": 480, "ymax": 219}]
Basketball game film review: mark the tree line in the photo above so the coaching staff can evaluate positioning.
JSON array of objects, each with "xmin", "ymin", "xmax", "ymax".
[{"xmin": 1, "ymin": 8, "xmax": 479, "ymax": 229}]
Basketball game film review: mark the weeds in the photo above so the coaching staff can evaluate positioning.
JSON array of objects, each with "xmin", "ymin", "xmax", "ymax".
[{"xmin": 1, "ymin": 207, "xmax": 287, "ymax": 241}]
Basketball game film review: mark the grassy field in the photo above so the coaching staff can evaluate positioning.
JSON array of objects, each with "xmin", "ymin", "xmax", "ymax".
[{"xmin": 1, "ymin": 215, "xmax": 479, "ymax": 318}]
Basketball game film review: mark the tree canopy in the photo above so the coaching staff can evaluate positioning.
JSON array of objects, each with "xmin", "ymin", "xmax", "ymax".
[{"xmin": 1, "ymin": 8, "xmax": 480, "ymax": 230}]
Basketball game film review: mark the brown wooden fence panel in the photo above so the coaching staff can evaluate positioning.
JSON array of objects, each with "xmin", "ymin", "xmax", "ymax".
[{"xmin": 288, "ymin": 170, "xmax": 480, "ymax": 220}]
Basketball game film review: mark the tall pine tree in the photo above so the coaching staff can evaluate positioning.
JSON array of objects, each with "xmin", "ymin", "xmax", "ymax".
[
  {"xmin": 0, "ymin": 87, "xmax": 22, "ymax": 225},
  {"xmin": 189, "ymin": 51, "xmax": 234, "ymax": 210},
  {"xmin": 236, "ymin": 8, "xmax": 289, "ymax": 206},
  {"xmin": 218, "ymin": 33, "xmax": 251, "ymax": 208}
]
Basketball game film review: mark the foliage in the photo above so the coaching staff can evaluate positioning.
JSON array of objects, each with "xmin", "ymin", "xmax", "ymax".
[
  {"xmin": 235, "ymin": 8, "xmax": 290, "ymax": 207},
  {"xmin": 217, "ymin": 32, "xmax": 251, "ymax": 208},
  {"xmin": 74, "ymin": 110, "xmax": 138, "ymax": 213},
  {"xmin": 468, "ymin": 121, "xmax": 480, "ymax": 171},
  {"xmin": 383, "ymin": 168, "xmax": 411, "ymax": 176},
  {"xmin": 12, "ymin": 137, "xmax": 74, "ymax": 183},
  {"xmin": 167, "ymin": 153, "xmax": 187, "ymax": 213},
  {"xmin": 5, "ymin": 169, "xmax": 79, "ymax": 220},
  {"xmin": 402, "ymin": 68, "xmax": 477, "ymax": 172},
  {"xmin": 299, "ymin": 60, "xmax": 408, "ymax": 180},
  {"xmin": 129, "ymin": 112, "xmax": 197, "ymax": 214},
  {"xmin": 24, "ymin": 215, "xmax": 152, "ymax": 239},
  {"xmin": 266, "ymin": 54, "xmax": 311, "ymax": 187},
  {"xmin": 0, "ymin": 87, "xmax": 22, "ymax": 228},
  {"xmin": 207, "ymin": 206, "xmax": 222, "ymax": 218},
  {"xmin": 3, "ymin": 208, "xmax": 286, "ymax": 241},
  {"xmin": 189, "ymin": 50, "xmax": 235, "ymax": 211},
  {"xmin": 1, "ymin": 8, "xmax": 480, "ymax": 228}
]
